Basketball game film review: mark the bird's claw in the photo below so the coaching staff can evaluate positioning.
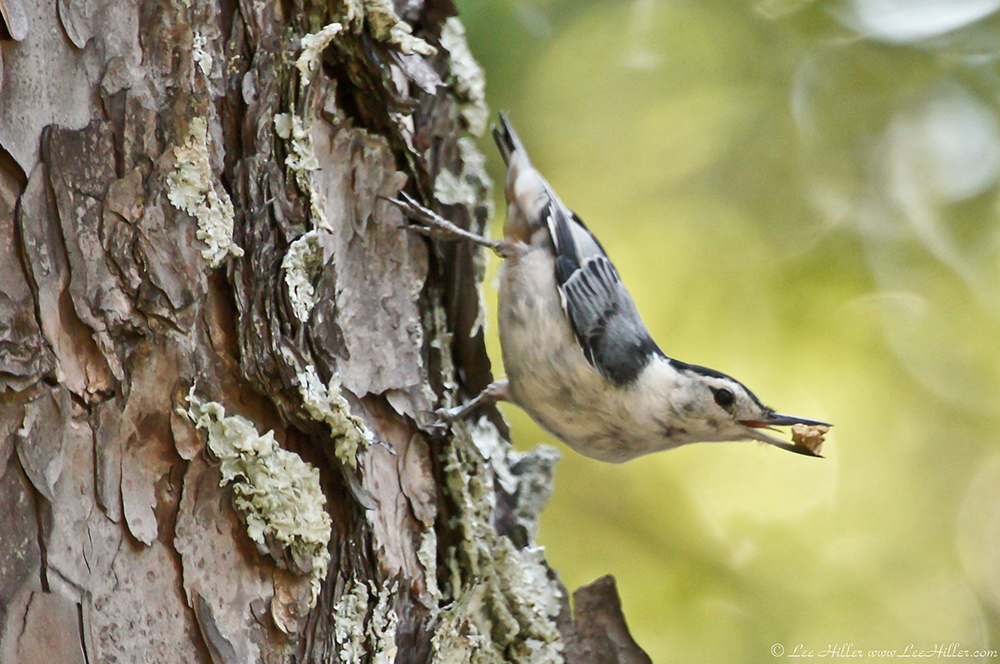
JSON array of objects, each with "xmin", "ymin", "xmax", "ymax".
[
  {"xmin": 385, "ymin": 192, "xmax": 511, "ymax": 255},
  {"xmin": 419, "ymin": 406, "xmax": 463, "ymax": 436},
  {"xmin": 385, "ymin": 193, "xmax": 461, "ymax": 239}
]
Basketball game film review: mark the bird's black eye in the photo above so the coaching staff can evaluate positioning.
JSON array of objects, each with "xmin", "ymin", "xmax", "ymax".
[{"xmin": 713, "ymin": 388, "xmax": 734, "ymax": 408}]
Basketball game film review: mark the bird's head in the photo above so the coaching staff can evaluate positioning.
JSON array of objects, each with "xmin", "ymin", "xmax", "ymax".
[{"xmin": 660, "ymin": 359, "xmax": 830, "ymax": 456}]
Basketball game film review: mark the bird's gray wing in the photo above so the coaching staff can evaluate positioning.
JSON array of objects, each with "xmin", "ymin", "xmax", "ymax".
[
  {"xmin": 547, "ymin": 200, "xmax": 659, "ymax": 385},
  {"xmin": 492, "ymin": 112, "xmax": 659, "ymax": 384}
]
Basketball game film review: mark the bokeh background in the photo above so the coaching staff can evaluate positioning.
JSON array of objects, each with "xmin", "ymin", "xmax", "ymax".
[{"xmin": 455, "ymin": 0, "xmax": 1000, "ymax": 661}]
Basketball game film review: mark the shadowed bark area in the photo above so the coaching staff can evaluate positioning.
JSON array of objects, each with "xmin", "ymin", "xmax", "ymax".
[{"xmin": 0, "ymin": 0, "xmax": 650, "ymax": 661}]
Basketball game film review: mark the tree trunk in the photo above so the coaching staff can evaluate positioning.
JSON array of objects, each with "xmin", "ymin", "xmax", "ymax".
[{"xmin": 0, "ymin": 0, "xmax": 650, "ymax": 662}]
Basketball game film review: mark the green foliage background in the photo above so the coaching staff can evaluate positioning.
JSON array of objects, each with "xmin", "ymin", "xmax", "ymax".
[{"xmin": 457, "ymin": 0, "xmax": 1000, "ymax": 661}]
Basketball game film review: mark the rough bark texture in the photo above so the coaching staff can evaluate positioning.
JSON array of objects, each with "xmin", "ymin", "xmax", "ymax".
[{"xmin": 0, "ymin": 0, "xmax": 650, "ymax": 662}]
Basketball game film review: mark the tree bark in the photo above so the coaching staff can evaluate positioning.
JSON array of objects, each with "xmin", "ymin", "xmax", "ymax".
[{"xmin": 0, "ymin": 0, "xmax": 650, "ymax": 662}]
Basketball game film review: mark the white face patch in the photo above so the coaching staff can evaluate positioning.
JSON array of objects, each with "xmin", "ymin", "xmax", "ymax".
[{"xmin": 653, "ymin": 371, "xmax": 778, "ymax": 445}]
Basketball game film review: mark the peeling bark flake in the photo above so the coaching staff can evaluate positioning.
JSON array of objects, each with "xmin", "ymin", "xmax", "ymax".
[
  {"xmin": 311, "ymin": 124, "xmax": 427, "ymax": 397},
  {"xmin": 13, "ymin": 591, "xmax": 87, "ymax": 664},
  {"xmin": 175, "ymin": 455, "xmax": 291, "ymax": 663},
  {"xmin": 18, "ymin": 163, "xmax": 114, "ymax": 397},
  {"xmin": 0, "ymin": 0, "xmax": 27, "ymax": 42},
  {"xmin": 119, "ymin": 343, "xmax": 188, "ymax": 546},
  {"xmin": 14, "ymin": 385, "xmax": 70, "ymax": 503},
  {"xmin": 0, "ymin": 165, "xmax": 53, "ymax": 390},
  {"xmin": 43, "ymin": 121, "xmax": 132, "ymax": 381},
  {"xmin": 0, "ymin": 454, "xmax": 42, "ymax": 630}
]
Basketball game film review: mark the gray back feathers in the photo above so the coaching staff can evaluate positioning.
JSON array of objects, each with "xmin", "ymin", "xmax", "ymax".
[{"xmin": 548, "ymin": 202, "xmax": 659, "ymax": 385}]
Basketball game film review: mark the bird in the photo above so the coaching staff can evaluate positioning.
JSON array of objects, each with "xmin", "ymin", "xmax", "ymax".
[{"xmin": 392, "ymin": 112, "xmax": 830, "ymax": 463}]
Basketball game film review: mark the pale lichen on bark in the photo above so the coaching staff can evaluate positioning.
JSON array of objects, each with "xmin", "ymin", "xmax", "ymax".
[
  {"xmin": 274, "ymin": 110, "xmax": 329, "ymax": 230},
  {"xmin": 336, "ymin": 0, "xmax": 437, "ymax": 56},
  {"xmin": 431, "ymin": 419, "xmax": 565, "ymax": 664},
  {"xmin": 440, "ymin": 17, "xmax": 489, "ymax": 136},
  {"xmin": 332, "ymin": 579, "xmax": 400, "ymax": 663},
  {"xmin": 166, "ymin": 117, "xmax": 244, "ymax": 267},
  {"xmin": 182, "ymin": 391, "xmax": 332, "ymax": 604},
  {"xmin": 297, "ymin": 364, "xmax": 373, "ymax": 467},
  {"xmin": 435, "ymin": 138, "xmax": 494, "ymax": 211},
  {"xmin": 282, "ymin": 229, "xmax": 324, "ymax": 321},
  {"xmin": 296, "ymin": 22, "xmax": 345, "ymax": 82}
]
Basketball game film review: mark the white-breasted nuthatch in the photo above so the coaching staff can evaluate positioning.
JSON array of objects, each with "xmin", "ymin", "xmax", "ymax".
[{"xmin": 394, "ymin": 113, "xmax": 831, "ymax": 462}]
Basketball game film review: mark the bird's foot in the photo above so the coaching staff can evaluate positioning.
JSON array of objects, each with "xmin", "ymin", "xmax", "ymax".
[
  {"xmin": 421, "ymin": 381, "xmax": 510, "ymax": 433},
  {"xmin": 386, "ymin": 193, "xmax": 518, "ymax": 258},
  {"xmin": 418, "ymin": 405, "xmax": 470, "ymax": 436}
]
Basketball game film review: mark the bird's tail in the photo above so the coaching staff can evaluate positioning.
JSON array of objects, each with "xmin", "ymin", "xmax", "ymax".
[{"xmin": 492, "ymin": 112, "xmax": 525, "ymax": 167}]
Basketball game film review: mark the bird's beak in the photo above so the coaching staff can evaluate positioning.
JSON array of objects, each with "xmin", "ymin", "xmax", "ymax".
[{"xmin": 739, "ymin": 413, "xmax": 831, "ymax": 457}]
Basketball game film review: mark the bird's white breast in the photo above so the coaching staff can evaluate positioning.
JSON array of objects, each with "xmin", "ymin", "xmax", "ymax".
[{"xmin": 497, "ymin": 246, "xmax": 682, "ymax": 462}]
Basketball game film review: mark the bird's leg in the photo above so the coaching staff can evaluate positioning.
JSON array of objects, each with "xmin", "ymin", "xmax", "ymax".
[
  {"xmin": 437, "ymin": 380, "xmax": 510, "ymax": 423},
  {"xmin": 387, "ymin": 193, "xmax": 521, "ymax": 259}
]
